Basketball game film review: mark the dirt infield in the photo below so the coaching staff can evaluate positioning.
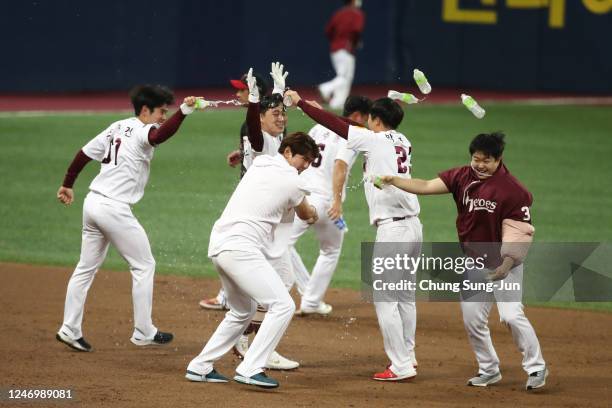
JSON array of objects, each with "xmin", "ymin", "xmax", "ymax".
[{"xmin": 1, "ymin": 263, "xmax": 610, "ymax": 407}]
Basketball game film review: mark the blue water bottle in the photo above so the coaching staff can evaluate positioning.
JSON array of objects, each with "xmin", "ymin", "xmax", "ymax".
[{"xmin": 334, "ymin": 217, "xmax": 348, "ymax": 232}]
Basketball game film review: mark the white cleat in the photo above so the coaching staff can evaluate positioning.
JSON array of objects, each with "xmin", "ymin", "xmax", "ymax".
[
  {"xmin": 296, "ymin": 302, "xmax": 333, "ymax": 316},
  {"xmin": 526, "ymin": 368, "xmax": 549, "ymax": 390},
  {"xmin": 232, "ymin": 334, "xmax": 249, "ymax": 359},
  {"xmin": 265, "ymin": 351, "xmax": 299, "ymax": 370}
]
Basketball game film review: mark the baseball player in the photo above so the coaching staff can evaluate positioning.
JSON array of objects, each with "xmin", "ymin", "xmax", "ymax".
[
  {"xmin": 201, "ymin": 64, "xmax": 300, "ymax": 371},
  {"xmin": 289, "ymin": 95, "xmax": 372, "ymax": 315},
  {"xmin": 285, "ymin": 89, "xmax": 420, "ymax": 382},
  {"xmin": 199, "ymin": 71, "xmax": 269, "ymax": 310},
  {"xmin": 318, "ymin": 0, "xmax": 365, "ymax": 109},
  {"xmin": 374, "ymin": 132, "xmax": 548, "ymax": 390},
  {"xmin": 55, "ymin": 85, "xmax": 200, "ymax": 351},
  {"xmin": 186, "ymin": 133, "xmax": 319, "ymax": 389}
]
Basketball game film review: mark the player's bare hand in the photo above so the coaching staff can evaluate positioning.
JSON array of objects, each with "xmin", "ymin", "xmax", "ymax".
[
  {"xmin": 305, "ymin": 100, "xmax": 323, "ymax": 109},
  {"xmin": 327, "ymin": 199, "xmax": 342, "ymax": 221},
  {"xmin": 183, "ymin": 96, "xmax": 199, "ymax": 107},
  {"xmin": 57, "ymin": 186, "xmax": 74, "ymax": 206},
  {"xmin": 226, "ymin": 150, "xmax": 242, "ymax": 167},
  {"xmin": 284, "ymin": 90, "xmax": 301, "ymax": 105},
  {"xmin": 487, "ymin": 258, "xmax": 513, "ymax": 281},
  {"xmin": 372, "ymin": 175, "xmax": 394, "ymax": 190},
  {"xmin": 306, "ymin": 205, "xmax": 318, "ymax": 224}
]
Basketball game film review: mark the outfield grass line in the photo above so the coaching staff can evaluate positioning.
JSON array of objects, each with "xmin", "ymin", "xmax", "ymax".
[{"xmin": 0, "ymin": 109, "xmax": 132, "ymax": 118}]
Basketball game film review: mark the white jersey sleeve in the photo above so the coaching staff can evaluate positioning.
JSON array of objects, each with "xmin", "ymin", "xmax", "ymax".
[
  {"xmin": 82, "ymin": 124, "xmax": 117, "ymax": 162},
  {"xmin": 346, "ymin": 125, "xmax": 376, "ymax": 152}
]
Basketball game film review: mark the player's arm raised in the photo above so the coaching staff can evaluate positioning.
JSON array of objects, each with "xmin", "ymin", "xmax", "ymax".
[
  {"xmin": 147, "ymin": 96, "xmax": 199, "ymax": 145},
  {"xmin": 285, "ymin": 90, "xmax": 350, "ymax": 139},
  {"xmin": 245, "ymin": 68, "xmax": 265, "ymax": 152},
  {"xmin": 374, "ymin": 176, "xmax": 450, "ymax": 195}
]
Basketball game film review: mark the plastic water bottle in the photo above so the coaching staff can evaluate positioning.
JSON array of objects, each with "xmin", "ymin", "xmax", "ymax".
[
  {"xmin": 194, "ymin": 98, "xmax": 211, "ymax": 110},
  {"xmin": 334, "ymin": 217, "xmax": 348, "ymax": 232},
  {"xmin": 413, "ymin": 69, "xmax": 432, "ymax": 94},
  {"xmin": 387, "ymin": 90, "xmax": 419, "ymax": 104},
  {"xmin": 461, "ymin": 94, "xmax": 486, "ymax": 119}
]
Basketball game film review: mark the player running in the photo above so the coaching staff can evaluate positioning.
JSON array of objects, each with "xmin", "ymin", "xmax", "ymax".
[
  {"xmin": 285, "ymin": 89, "xmax": 420, "ymax": 382},
  {"xmin": 55, "ymin": 85, "xmax": 200, "ymax": 352},
  {"xmin": 374, "ymin": 132, "xmax": 548, "ymax": 390},
  {"xmin": 289, "ymin": 95, "xmax": 372, "ymax": 315},
  {"xmin": 186, "ymin": 133, "xmax": 319, "ymax": 389}
]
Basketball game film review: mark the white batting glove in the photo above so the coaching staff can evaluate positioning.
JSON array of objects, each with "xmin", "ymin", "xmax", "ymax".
[
  {"xmin": 246, "ymin": 67, "xmax": 259, "ymax": 103},
  {"xmin": 270, "ymin": 61, "xmax": 289, "ymax": 95}
]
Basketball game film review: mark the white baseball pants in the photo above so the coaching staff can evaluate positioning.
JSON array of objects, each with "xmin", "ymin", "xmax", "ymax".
[
  {"xmin": 187, "ymin": 250, "xmax": 295, "ymax": 378},
  {"xmin": 59, "ymin": 192, "xmax": 157, "ymax": 341},
  {"xmin": 212, "ymin": 249, "xmax": 294, "ymax": 306},
  {"xmin": 289, "ymin": 195, "xmax": 344, "ymax": 310},
  {"xmin": 373, "ymin": 217, "xmax": 422, "ymax": 376},
  {"xmin": 461, "ymin": 264, "xmax": 546, "ymax": 375},
  {"xmin": 319, "ymin": 49, "xmax": 356, "ymax": 109}
]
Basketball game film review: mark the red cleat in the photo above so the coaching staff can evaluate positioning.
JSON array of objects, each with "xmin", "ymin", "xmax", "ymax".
[{"xmin": 373, "ymin": 367, "xmax": 417, "ymax": 382}]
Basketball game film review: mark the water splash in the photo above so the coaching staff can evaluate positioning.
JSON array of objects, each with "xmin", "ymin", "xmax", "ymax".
[{"xmin": 199, "ymin": 99, "xmax": 244, "ymax": 108}]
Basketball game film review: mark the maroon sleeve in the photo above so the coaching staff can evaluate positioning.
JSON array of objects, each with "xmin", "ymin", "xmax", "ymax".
[
  {"xmin": 503, "ymin": 189, "xmax": 533, "ymax": 224},
  {"xmin": 246, "ymin": 102, "xmax": 264, "ymax": 152},
  {"xmin": 339, "ymin": 116, "xmax": 360, "ymax": 127},
  {"xmin": 297, "ymin": 100, "xmax": 349, "ymax": 139},
  {"xmin": 62, "ymin": 150, "xmax": 93, "ymax": 188},
  {"xmin": 147, "ymin": 109, "xmax": 186, "ymax": 146},
  {"xmin": 438, "ymin": 167, "xmax": 463, "ymax": 195}
]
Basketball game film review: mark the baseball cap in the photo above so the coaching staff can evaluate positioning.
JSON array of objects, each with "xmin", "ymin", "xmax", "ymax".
[{"xmin": 229, "ymin": 72, "xmax": 269, "ymax": 95}]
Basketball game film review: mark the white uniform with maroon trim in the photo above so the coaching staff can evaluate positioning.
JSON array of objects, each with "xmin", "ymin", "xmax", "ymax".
[
  {"xmin": 288, "ymin": 124, "xmax": 356, "ymax": 310},
  {"xmin": 187, "ymin": 154, "xmax": 306, "ymax": 378},
  {"xmin": 59, "ymin": 118, "xmax": 161, "ymax": 345},
  {"xmin": 338, "ymin": 125, "xmax": 422, "ymax": 376}
]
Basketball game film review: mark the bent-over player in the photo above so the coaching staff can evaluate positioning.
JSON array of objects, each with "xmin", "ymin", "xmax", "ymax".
[
  {"xmin": 285, "ymin": 90, "xmax": 420, "ymax": 382},
  {"xmin": 374, "ymin": 132, "xmax": 548, "ymax": 390},
  {"xmin": 186, "ymin": 133, "xmax": 319, "ymax": 389},
  {"xmin": 289, "ymin": 95, "xmax": 372, "ymax": 315},
  {"xmin": 56, "ymin": 85, "xmax": 200, "ymax": 351}
]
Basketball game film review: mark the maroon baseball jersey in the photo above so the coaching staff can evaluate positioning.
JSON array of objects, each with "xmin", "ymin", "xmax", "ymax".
[
  {"xmin": 438, "ymin": 163, "xmax": 533, "ymax": 244},
  {"xmin": 325, "ymin": 6, "xmax": 365, "ymax": 53}
]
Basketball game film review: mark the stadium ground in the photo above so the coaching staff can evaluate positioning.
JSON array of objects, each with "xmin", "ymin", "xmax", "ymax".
[
  {"xmin": 1, "ymin": 89, "xmax": 611, "ymax": 406},
  {"xmin": 2, "ymin": 262, "xmax": 612, "ymax": 407}
]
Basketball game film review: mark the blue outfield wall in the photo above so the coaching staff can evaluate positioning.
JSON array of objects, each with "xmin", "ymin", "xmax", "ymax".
[{"xmin": 1, "ymin": 0, "xmax": 610, "ymax": 93}]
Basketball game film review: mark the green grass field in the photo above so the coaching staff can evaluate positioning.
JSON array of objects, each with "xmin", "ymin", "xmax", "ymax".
[{"xmin": 1, "ymin": 104, "xmax": 611, "ymax": 309}]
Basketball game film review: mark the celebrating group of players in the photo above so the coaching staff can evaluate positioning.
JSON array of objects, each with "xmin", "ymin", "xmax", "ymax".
[{"xmin": 55, "ymin": 61, "xmax": 548, "ymax": 391}]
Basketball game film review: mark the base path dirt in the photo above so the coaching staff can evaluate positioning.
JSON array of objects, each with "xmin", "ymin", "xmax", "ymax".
[{"xmin": 1, "ymin": 263, "xmax": 610, "ymax": 407}]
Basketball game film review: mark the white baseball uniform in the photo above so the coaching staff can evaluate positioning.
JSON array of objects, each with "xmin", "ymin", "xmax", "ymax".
[
  {"xmin": 59, "ymin": 118, "xmax": 161, "ymax": 343},
  {"xmin": 288, "ymin": 124, "xmax": 356, "ymax": 310},
  {"xmin": 340, "ymin": 125, "xmax": 422, "ymax": 376},
  {"xmin": 461, "ymin": 265, "xmax": 546, "ymax": 376},
  {"xmin": 188, "ymin": 154, "xmax": 306, "ymax": 378},
  {"xmin": 213, "ymin": 129, "xmax": 291, "ymax": 308}
]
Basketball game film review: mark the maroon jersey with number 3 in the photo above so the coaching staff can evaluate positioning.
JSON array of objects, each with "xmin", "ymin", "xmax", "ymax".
[{"xmin": 438, "ymin": 163, "xmax": 533, "ymax": 244}]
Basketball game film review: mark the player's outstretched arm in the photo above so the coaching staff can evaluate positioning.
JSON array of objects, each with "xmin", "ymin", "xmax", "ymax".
[
  {"xmin": 148, "ymin": 96, "xmax": 199, "ymax": 145},
  {"xmin": 244, "ymin": 68, "xmax": 265, "ymax": 152},
  {"xmin": 374, "ymin": 176, "xmax": 449, "ymax": 195},
  {"xmin": 295, "ymin": 198, "xmax": 318, "ymax": 225},
  {"xmin": 285, "ymin": 90, "xmax": 349, "ymax": 139},
  {"xmin": 57, "ymin": 150, "xmax": 93, "ymax": 205},
  {"xmin": 328, "ymin": 159, "xmax": 349, "ymax": 220}
]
